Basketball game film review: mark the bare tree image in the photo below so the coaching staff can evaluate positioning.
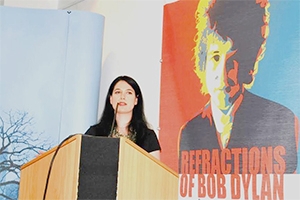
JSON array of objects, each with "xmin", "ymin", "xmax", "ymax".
[{"xmin": 0, "ymin": 110, "xmax": 53, "ymax": 200}]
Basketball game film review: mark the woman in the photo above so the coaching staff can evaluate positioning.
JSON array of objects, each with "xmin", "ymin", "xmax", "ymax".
[{"xmin": 85, "ymin": 75, "xmax": 161, "ymax": 157}]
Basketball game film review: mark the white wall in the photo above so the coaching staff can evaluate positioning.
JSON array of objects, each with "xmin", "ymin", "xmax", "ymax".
[
  {"xmin": 2, "ymin": 0, "xmax": 177, "ymax": 136},
  {"xmin": 3, "ymin": 0, "xmax": 58, "ymax": 9},
  {"xmin": 67, "ymin": 0, "xmax": 165, "ymax": 135}
]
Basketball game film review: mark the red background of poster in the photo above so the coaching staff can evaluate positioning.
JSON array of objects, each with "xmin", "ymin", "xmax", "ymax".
[{"xmin": 159, "ymin": 0, "xmax": 209, "ymax": 172}]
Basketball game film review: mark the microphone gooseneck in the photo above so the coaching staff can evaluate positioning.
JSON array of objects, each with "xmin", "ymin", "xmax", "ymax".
[
  {"xmin": 109, "ymin": 103, "xmax": 119, "ymax": 136},
  {"xmin": 43, "ymin": 133, "xmax": 79, "ymax": 200}
]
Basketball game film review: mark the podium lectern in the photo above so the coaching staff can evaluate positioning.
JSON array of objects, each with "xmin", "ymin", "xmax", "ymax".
[{"xmin": 18, "ymin": 134, "xmax": 178, "ymax": 199}]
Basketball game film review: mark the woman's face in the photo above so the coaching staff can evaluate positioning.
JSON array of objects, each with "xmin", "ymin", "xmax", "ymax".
[{"xmin": 110, "ymin": 80, "xmax": 138, "ymax": 114}]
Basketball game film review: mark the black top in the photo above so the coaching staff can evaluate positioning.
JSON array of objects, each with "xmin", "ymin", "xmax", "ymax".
[{"xmin": 85, "ymin": 125, "xmax": 161, "ymax": 153}]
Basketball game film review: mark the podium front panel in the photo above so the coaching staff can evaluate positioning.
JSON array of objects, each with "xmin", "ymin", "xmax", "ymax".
[{"xmin": 78, "ymin": 136, "xmax": 120, "ymax": 199}]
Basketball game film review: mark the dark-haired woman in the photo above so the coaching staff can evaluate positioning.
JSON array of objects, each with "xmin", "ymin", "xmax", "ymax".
[{"xmin": 85, "ymin": 75, "xmax": 161, "ymax": 159}]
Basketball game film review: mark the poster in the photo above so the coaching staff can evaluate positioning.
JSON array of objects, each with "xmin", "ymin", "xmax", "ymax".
[{"xmin": 159, "ymin": 0, "xmax": 300, "ymax": 199}]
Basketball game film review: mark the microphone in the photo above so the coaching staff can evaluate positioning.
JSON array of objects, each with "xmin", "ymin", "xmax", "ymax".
[{"xmin": 109, "ymin": 102, "xmax": 119, "ymax": 136}]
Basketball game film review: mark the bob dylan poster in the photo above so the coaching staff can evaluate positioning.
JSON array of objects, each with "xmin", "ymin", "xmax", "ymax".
[{"xmin": 160, "ymin": 0, "xmax": 300, "ymax": 199}]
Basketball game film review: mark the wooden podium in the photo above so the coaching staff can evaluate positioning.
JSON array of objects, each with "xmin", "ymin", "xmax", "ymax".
[{"xmin": 18, "ymin": 134, "xmax": 178, "ymax": 199}]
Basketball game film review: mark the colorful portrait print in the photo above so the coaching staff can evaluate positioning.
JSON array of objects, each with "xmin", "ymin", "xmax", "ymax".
[{"xmin": 179, "ymin": 0, "xmax": 299, "ymax": 177}]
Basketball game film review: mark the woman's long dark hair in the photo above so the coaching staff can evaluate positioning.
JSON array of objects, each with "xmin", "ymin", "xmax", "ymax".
[{"xmin": 96, "ymin": 75, "xmax": 150, "ymax": 143}]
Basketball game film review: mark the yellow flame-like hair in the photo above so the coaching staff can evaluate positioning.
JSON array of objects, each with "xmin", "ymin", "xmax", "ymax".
[{"xmin": 193, "ymin": 0, "xmax": 270, "ymax": 93}]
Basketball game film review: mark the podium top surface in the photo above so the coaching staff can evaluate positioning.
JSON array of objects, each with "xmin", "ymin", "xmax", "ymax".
[{"xmin": 21, "ymin": 134, "xmax": 178, "ymax": 177}]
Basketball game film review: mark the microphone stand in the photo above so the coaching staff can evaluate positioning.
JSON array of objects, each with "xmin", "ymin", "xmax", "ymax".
[{"xmin": 109, "ymin": 103, "xmax": 119, "ymax": 136}]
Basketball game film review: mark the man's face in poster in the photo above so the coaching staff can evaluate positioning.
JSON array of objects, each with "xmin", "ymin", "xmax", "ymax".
[
  {"xmin": 194, "ymin": 0, "xmax": 268, "ymax": 111},
  {"xmin": 204, "ymin": 30, "xmax": 237, "ymax": 111}
]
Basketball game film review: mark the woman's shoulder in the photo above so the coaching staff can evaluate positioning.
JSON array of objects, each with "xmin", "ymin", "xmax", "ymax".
[
  {"xmin": 85, "ymin": 124, "xmax": 107, "ymax": 136},
  {"xmin": 84, "ymin": 124, "xmax": 97, "ymax": 135},
  {"xmin": 142, "ymin": 127, "xmax": 158, "ymax": 138},
  {"xmin": 138, "ymin": 127, "xmax": 161, "ymax": 152},
  {"xmin": 143, "ymin": 128, "xmax": 160, "ymax": 145}
]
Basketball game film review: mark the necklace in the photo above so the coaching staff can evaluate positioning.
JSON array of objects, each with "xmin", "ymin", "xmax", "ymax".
[{"xmin": 109, "ymin": 127, "xmax": 137, "ymax": 143}]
